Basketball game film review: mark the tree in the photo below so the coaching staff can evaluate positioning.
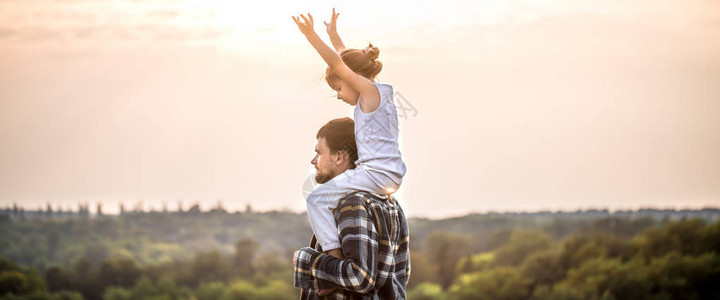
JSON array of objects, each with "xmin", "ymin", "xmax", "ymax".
[
  {"xmin": 558, "ymin": 233, "xmax": 611, "ymax": 271},
  {"xmin": 188, "ymin": 204, "xmax": 201, "ymax": 214},
  {"xmin": 252, "ymin": 251, "xmax": 285, "ymax": 276},
  {"xmin": 156, "ymin": 275, "xmax": 193, "ymax": 300},
  {"xmin": 636, "ymin": 219, "xmax": 709, "ymax": 259},
  {"xmin": 647, "ymin": 251, "xmax": 720, "ymax": 299},
  {"xmin": 47, "ymin": 230, "xmax": 60, "ymax": 259},
  {"xmin": 423, "ymin": 231, "xmax": 472, "ymax": 289},
  {"xmin": 194, "ymin": 281, "xmax": 226, "ymax": 300},
  {"xmin": 407, "ymin": 282, "xmax": 445, "ymax": 300},
  {"xmin": 98, "ymin": 256, "xmax": 141, "ymax": 288},
  {"xmin": 221, "ymin": 279, "xmax": 296, "ymax": 300},
  {"xmin": 0, "ymin": 270, "xmax": 30, "ymax": 296},
  {"xmin": 71, "ymin": 257, "xmax": 102, "ymax": 300},
  {"xmin": 0, "ymin": 256, "xmax": 21, "ymax": 273},
  {"xmin": 0, "ymin": 268, "xmax": 46, "ymax": 297},
  {"xmin": 233, "ymin": 238, "xmax": 259, "ymax": 278},
  {"xmin": 83, "ymin": 243, "xmax": 110, "ymax": 267},
  {"xmin": 104, "ymin": 286, "xmax": 131, "ymax": 300},
  {"xmin": 192, "ymin": 250, "xmax": 229, "ymax": 286},
  {"xmin": 494, "ymin": 229, "xmax": 553, "ymax": 266},
  {"xmin": 129, "ymin": 276, "xmax": 158, "ymax": 299},
  {"xmin": 405, "ymin": 250, "xmax": 439, "ymax": 289},
  {"xmin": 521, "ymin": 249, "xmax": 565, "ymax": 288},
  {"xmin": 554, "ymin": 257, "xmax": 652, "ymax": 300},
  {"xmin": 449, "ymin": 268, "xmax": 533, "ymax": 300},
  {"xmin": 46, "ymin": 266, "xmax": 71, "ymax": 292}
]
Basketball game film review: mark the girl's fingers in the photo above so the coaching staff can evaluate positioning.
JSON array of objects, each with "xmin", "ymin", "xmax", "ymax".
[
  {"xmin": 308, "ymin": 13, "xmax": 313, "ymax": 24},
  {"xmin": 300, "ymin": 14, "xmax": 309, "ymax": 24},
  {"xmin": 293, "ymin": 16, "xmax": 303, "ymax": 27}
]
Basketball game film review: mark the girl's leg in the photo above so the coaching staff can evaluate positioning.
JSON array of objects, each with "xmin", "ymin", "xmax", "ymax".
[
  {"xmin": 305, "ymin": 167, "xmax": 384, "ymax": 250},
  {"xmin": 364, "ymin": 168, "xmax": 402, "ymax": 195}
]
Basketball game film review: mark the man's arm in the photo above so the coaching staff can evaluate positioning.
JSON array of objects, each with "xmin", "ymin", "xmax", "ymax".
[{"xmin": 294, "ymin": 195, "xmax": 379, "ymax": 293}]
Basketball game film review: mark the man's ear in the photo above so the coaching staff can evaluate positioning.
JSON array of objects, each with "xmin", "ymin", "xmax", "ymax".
[{"xmin": 334, "ymin": 150, "xmax": 346, "ymax": 166}]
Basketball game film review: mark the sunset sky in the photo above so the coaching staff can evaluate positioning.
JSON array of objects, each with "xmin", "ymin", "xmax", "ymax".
[{"xmin": 1, "ymin": 0, "xmax": 719, "ymax": 218}]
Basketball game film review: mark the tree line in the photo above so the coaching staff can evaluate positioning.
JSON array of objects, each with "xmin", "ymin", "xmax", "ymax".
[{"xmin": 1, "ymin": 208, "xmax": 719, "ymax": 299}]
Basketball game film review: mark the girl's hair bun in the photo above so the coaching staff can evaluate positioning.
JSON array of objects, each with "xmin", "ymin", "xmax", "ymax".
[
  {"xmin": 364, "ymin": 43, "xmax": 380, "ymax": 61},
  {"xmin": 326, "ymin": 42, "xmax": 383, "ymax": 83}
]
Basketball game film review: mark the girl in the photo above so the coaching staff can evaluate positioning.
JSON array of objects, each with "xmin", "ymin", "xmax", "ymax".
[{"xmin": 293, "ymin": 9, "xmax": 406, "ymax": 264}]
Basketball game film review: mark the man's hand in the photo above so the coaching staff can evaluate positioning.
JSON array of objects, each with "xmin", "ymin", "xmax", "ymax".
[
  {"xmin": 292, "ymin": 13, "xmax": 315, "ymax": 36},
  {"xmin": 323, "ymin": 8, "xmax": 340, "ymax": 35}
]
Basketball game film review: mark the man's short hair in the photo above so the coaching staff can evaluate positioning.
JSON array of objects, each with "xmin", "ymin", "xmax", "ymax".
[{"xmin": 316, "ymin": 117, "xmax": 358, "ymax": 165}]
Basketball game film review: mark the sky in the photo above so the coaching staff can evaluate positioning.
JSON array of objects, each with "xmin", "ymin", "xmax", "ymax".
[{"xmin": 1, "ymin": 0, "xmax": 719, "ymax": 218}]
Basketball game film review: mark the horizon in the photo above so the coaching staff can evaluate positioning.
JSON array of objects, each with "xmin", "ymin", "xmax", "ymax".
[{"xmin": 3, "ymin": 200, "xmax": 720, "ymax": 220}]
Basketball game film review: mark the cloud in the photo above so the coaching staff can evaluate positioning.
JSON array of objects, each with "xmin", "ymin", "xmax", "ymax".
[
  {"xmin": 145, "ymin": 9, "xmax": 180, "ymax": 19},
  {"xmin": 0, "ymin": 28, "xmax": 17, "ymax": 38}
]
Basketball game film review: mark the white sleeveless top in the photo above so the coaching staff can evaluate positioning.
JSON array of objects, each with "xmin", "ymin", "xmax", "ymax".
[{"xmin": 353, "ymin": 82, "xmax": 407, "ymax": 184}]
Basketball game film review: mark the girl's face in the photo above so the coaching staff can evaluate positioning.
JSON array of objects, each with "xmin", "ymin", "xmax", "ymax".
[{"xmin": 332, "ymin": 80, "xmax": 359, "ymax": 106}]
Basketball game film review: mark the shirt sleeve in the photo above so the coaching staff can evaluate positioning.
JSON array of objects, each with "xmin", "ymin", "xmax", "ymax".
[{"xmin": 293, "ymin": 195, "xmax": 380, "ymax": 294}]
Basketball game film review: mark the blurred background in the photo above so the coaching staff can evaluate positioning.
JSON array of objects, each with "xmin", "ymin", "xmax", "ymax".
[{"xmin": 1, "ymin": 0, "xmax": 719, "ymax": 299}]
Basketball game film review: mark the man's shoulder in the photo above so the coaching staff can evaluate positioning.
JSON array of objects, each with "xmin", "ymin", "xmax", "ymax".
[
  {"xmin": 340, "ymin": 191, "xmax": 387, "ymax": 205},
  {"xmin": 338, "ymin": 191, "xmax": 402, "ymax": 212}
]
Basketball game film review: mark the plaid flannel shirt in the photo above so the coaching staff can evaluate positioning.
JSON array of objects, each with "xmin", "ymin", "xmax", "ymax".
[{"xmin": 294, "ymin": 191, "xmax": 411, "ymax": 299}]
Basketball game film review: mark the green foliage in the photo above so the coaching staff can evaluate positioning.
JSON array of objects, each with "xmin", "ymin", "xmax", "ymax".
[
  {"xmin": 50, "ymin": 290, "xmax": 84, "ymax": 300},
  {"xmin": 446, "ymin": 219, "xmax": 720, "ymax": 300},
  {"xmin": 102, "ymin": 275, "xmax": 194, "ymax": 300},
  {"xmin": 0, "ymin": 270, "xmax": 32, "ymax": 296},
  {"xmin": 98, "ymin": 257, "xmax": 141, "ymax": 289},
  {"xmin": 2, "ymin": 211, "xmax": 720, "ymax": 300},
  {"xmin": 220, "ymin": 279, "xmax": 296, "ymax": 300},
  {"xmin": 102, "ymin": 287, "xmax": 131, "ymax": 300},
  {"xmin": 493, "ymin": 229, "xmax": 553, "ymax": 266},
  {"xmin": 407, "ymin": 282, "xmax": 444, "ymax": 300},
  {"xmin": 193, "ymin": 282, "xmax": 225, "ymax": 300},
  {"xmin": 635, "ymin": 219, "xmax": 720, "ymax": 259},
  {"xmin": 520, "ymin": 249, "xmax": 564, "ymax": 286},
  {"xmin": 0, "ymin": 267, "xmax": 46, "ymax": 298},
  {"xmin": 190, "ymin": 250, "xmax": 229, "ymax": 286},
  {"xmin": 232, "ymin": 239, "xmax": 258, "ymax": 278},
  {"xmin": 423, "ymin": 231, "xmax": 472, "ymax": 289},
  {"xmin": 449, "ymin": 267, "xmax": 532, "ymax": 300},
  {"xmin": 405, "ymin": 250, "xmax": 439, "ymax": 289}
]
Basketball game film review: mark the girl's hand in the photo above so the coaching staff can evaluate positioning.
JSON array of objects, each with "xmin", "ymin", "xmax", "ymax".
[
  {"xmin": 323, "ymin": 8, "xmax": 340, "ymax": 35},
  {"xmin": 292, "ymin": 13, "xmax": 315, "ymax": 36}
]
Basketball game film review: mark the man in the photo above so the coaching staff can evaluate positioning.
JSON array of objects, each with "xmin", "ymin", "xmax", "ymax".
[{"xmin": 293, "ymin": 117, "xmax": 411, "ymax": 299}]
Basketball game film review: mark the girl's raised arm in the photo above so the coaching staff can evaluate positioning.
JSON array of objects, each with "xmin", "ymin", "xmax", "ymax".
[
  {"xmin": 292, "ymin": 13, "xmax": 380, "ymax": 113},
  {"xmin": 324, "ymin": 8, "xmax": 346, "ymax": 53}
]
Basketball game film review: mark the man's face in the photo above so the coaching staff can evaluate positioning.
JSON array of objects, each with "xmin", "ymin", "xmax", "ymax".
[{"xmin": 311, "ymin": 137, "xmax": 340, "ymax": 184}]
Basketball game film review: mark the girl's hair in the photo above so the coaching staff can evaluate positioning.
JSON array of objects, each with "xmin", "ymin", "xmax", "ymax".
[{"xmin": 325, "ymin": 43, "xmax": 383, "ymax": 89}]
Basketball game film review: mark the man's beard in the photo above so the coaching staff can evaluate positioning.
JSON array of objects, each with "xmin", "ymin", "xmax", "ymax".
[{"xmin": 315, "ymin": 171, "xmax": 333, "ymax": 184}]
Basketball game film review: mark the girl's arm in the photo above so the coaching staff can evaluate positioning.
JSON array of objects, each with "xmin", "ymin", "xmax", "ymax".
[
  {"xmin": 293, "ymin": 13, "xmax": 380, "ymax": 113},
  {"xmin": 324, "ymin": 8, "xmax": 346, "ymax": 53}
]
